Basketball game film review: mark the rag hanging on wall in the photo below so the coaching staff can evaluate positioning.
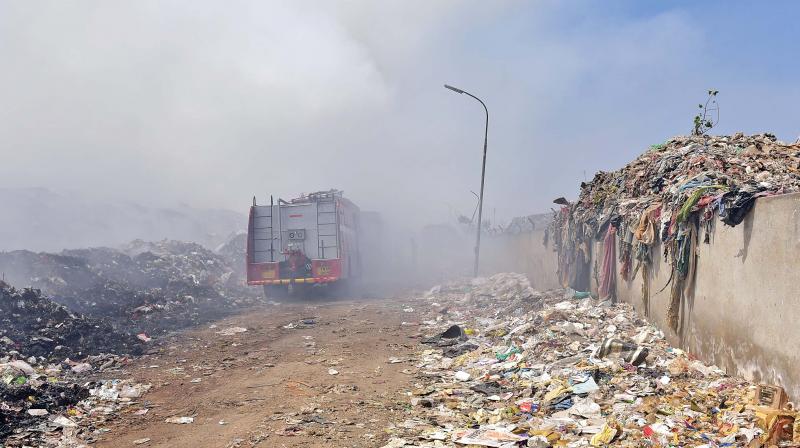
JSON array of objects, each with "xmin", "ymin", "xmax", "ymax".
[
  {"xmin": 598, "ymin": 224, "xmax": 617, "ymax": 301},
  {"xmin": 667, "ymin": 219, "xmax": 697, "ymax": 331}
]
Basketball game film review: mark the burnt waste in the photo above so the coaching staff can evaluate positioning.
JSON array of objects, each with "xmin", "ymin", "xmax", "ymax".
[{"xmin": 0, "ymin": 239, "xmax": 262, "ymax": 337}]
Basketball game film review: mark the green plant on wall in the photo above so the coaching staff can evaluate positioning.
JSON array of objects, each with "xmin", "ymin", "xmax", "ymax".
[{"xmin": 693, "ymin": 90, "xmax": 719, "ymax": 136}]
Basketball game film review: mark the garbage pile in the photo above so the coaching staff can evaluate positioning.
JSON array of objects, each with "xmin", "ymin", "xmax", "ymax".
[
  {"xmin": 215, "ymin": 232, "xmax": 247, "ymax": 279},
  {"xmin": 0, "ymin": 239, "xmax": 261, "ymax": 337},
  {"xmin": 117, "ymin": 239, "xmax": 241, "ymax": 296},
  {"xmin": 383, "ymin": 273, "xmax": 794, "ymax": 447},
  {"xmin": 572, "ymin": 133, "xmax": 800, "ymax": 227},
  {"xmin": 61, "ymin": 239, "xmax": 245, "ymax": 306},
  {"xmin": 0, "ymin": 281, "xmax": 142, "ymax": 360},
  {"xmin": 547, "ymin": 133, "xmax": 800, "ymax": 324},
  {"xmin": 1, "ymin": 353, "xmax": 150, "ymax": 447},
  {"xmin": 0, "ymin": 238, "xmax": 261, "ymax": 445}
]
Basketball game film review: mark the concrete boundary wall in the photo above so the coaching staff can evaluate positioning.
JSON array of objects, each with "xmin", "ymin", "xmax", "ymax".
[
  {"xmin": 589, "ymin": 192, "xmax": 800, "ymax": 399},
  {"xmin": 481, "ymin": 229, "xmax": 560, "ymax": 291},
  {"xmin": 608, "ymin": 194, "xmax": 800, "ymax": 398},
  {"xmin": 492, "ymin": 193, "xmax": 800, "ymax": 398}
]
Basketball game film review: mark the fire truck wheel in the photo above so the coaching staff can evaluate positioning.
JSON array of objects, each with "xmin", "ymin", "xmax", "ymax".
[
  {"xmin": 288, "ymin": 283, "xmax": 312, "ymax": 300},
  {"xmin": 263, "ymin": 285, "xmax": 289, "ymax": 300},
  {"xmin": 329, "ymin": 280, "xmax": 349, "ymax": 298}
]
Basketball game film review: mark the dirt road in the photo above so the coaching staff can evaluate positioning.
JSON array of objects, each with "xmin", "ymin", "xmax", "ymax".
[{"xmin": 94, "ymin": 298, "xmax": 421, "ymax": 448}]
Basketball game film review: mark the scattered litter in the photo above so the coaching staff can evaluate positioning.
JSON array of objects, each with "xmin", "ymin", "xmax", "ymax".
[
  {"xmin": 52, "ymin": 415, "xmax": 78, "ymax": 428},
  {"xmin": 165, "ymin": 416, "xmax": 194, "ymax": 424},
  {"xmin": 216, "ymin": 326, "xmax": 248, "ymax": 336},
  {"xmin": 440, "ymin": 324, "xmax": 464, "ymax": 339},
  {"xmin": 453, "ymin": 371, "xmax": 470, "ymax": 382},
  {"xmin": 120, "ymin": 383, "xmax": 150, "ymax": 399},
  {"xmin": 382, "ymin": 273, "xmax": 780, "ymax": 447},
  {"xmin": 454, "ymin": 428, "xmax": 525, "ymax": 446},
  {"xmin": 137, "ymin": 333, "xmax": 152, "ymax": 342},
  {"xmin": 70, "ymin": 362, "xmax": 93, "ymax": 374},
  {"xmin": 283, "ymin": 318, "xmax": 317, "ymax": 330},
  {"xmin": 570, "ymin": 376, "xmax": 599, "ymax": 394},
  {"xmin": 8, "ymin": 360, "xmax": 36, "ymax": 376}
]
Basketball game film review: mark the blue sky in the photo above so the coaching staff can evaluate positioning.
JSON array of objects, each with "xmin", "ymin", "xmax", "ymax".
[
  {"xmin": 0, "ymin": 1, "xmax": 797, "ymax": 227},
  {"xmin": 441, "ymin": 0, "xmax": 800, "ymax": 219}
]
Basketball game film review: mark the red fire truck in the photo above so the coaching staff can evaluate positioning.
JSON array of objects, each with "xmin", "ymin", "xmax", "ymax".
[{"xmin": 246, "ymin": 190, "xmax": 361, "ymax": 297}]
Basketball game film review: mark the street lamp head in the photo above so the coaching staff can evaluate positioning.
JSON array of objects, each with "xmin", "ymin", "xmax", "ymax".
[{"xmin": 444, "ymin": 84, "xmax": 465, "ymax": 94}]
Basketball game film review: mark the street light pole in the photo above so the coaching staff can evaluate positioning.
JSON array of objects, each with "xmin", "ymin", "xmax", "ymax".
[{"xmin": 444, "ymin": 84, "xmax": 488, "ymax": 278}]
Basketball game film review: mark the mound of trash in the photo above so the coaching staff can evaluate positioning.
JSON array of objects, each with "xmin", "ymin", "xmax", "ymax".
[
  {"xmin": 62, "ymin": 239, "xmax": 241, "ymax": 300},
  {"xmin": 381, "ymin": 273, "xmax": 789, "ymax": 447},
  {"xmin": 0, "ymin": 239, "xmax": 257, "ymax": 445},
  {"xmin": 570, "ymin": 133, "xmax": 800, "ymax": 230},
  {"xmin": 119, "ymin": 239, "xmax": 239, "ymax": 294},
  {"xmin": 425, "ymin": 273, "xmax": 543, "ymax": 315},
  {"xmin": 0, "ymin": 282, "xmax": 149, "ymax": 445},
  {"xmin": 0, "ymin": 239, "xmax": 262, "ymax": 337},
  {"xmin": 0, "ymin": 250, "xmax": 101, "ymax": 295},
  {"xmin": 548, "ymin": 133, "xmax": 800, "ymax": 316},
  {"xmin": 215, "ymin": 232, "xmax": 247, "ymax": 278},
  {"xmin": 0, "ymin": 282, "xmax": 143, "ymax": 360}
]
